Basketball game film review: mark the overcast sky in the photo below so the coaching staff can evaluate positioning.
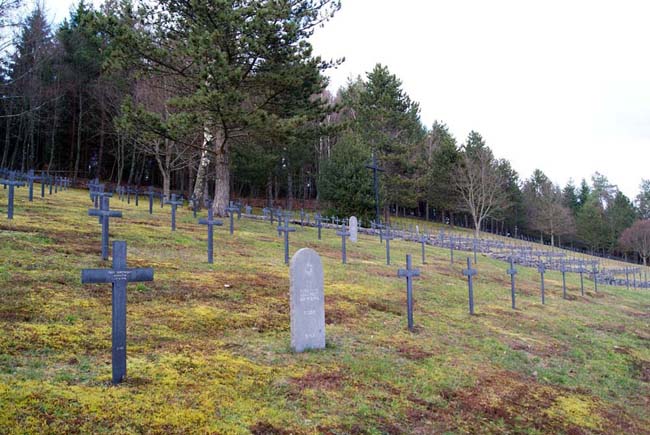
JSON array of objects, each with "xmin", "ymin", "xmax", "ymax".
[{"xmin": 49, "ymin": 0, "xmax": 649, "ymax": 199}]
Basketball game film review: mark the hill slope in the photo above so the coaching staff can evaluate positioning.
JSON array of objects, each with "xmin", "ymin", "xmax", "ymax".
[{"xmin": 0, "ymin": 187, "xmax": 648, "ymax": 434}]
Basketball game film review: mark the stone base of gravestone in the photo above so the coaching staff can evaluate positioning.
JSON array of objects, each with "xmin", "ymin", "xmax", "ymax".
[{"xmin": 290, "ymin": 248, "xmax": 325, "ymax": 353}]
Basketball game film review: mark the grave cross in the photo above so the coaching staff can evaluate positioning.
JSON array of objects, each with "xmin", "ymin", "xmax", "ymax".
[
  {"xmin": 578, "ymin": 263, "xmax": 585, "ymax": 296},
  {"xmin": 81, "ymin": 241, "xmax": 153, "ymax": 384},
  {"xmin": 560, "ymin": 262, "xmax": 568, "ymax": 300},
  {"xmin": 315, "ymin": 213, "xmax": 323, "ymax": 240},
  {"xmin": 537, "ymin": 262, "xmax": 546, "ymax": 304},
  {"xmin": 147, "ymin": 187, "xmax": 157, "ymax": 214},
  {"xmin": 592, "ymin": 265, "xmax": 599, "ymax": 293},
  {"xmin": 277, "ymin": 215, "xmax": 296, "ymax": 265},
  {"xmin": 40, "ymin": 171, "xmax": 47, "ymax": 197},
  {"xmin": 336, "ymin": 224, "xmax": 351, "ymax": 264},
  {"xmin": 0, "ymin": 172, "xmax": 25, "ymax": 219},
  {"xmin": 365, "ymin": 152, "xmax": 384, "ymax": 223},
  {"xmin": 397, "ymin": 254, "xmax": 420, "ymax": 331},
  {"xmin": 419, "ymin": 233, "xmax": 427, "ymax": 264},
  {"xmin": 25, "ymin": 170, "xmax": 40, "ymax": 202},
  {"xmin": 164, "ymin": 194, "xmax": 183, "ymax": 231},
  {"xmin": 384, "ymin": 227, "xmax": 395, "ymax": 265},
  {"xmin": 226, "ymin": 202, "xmax": 239, "ymax": 235},
  {"xmin": 449, "ymin": 235, "xmax": 455, "ymax": 265},
  {"xmin": 507, "ymin": 258, "xmax": 517, "ymax": 309},
  {"xmin": 462, "ymin": 257, "xmax": 478, "ymax": 315},
  {"xmin": 198, "ymin": 209, "xmax": 223, "ymax": 264},
  {"xmin": 89, "ymin": 196, "xmax": 123, "ymax": 260}
]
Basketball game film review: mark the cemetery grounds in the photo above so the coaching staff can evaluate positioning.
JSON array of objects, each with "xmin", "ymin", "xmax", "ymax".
[{"xmin": 0, "ymin": 186, "xmax": 649, "ymax": 434}]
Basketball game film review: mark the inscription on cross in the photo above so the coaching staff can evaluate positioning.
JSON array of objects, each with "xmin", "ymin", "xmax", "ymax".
[
  {"xmin": 198, "ymin": 209, "xmax": 223, "ymax": 264},
  {"xmin": 397, "ymin": 254, "xmax": 420, "ymax": 331},
  {"xmin": 81, "ymin": 241, "xmax": 154, "ymax": 384}
]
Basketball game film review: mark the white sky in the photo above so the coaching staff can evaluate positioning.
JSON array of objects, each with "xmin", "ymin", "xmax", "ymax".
[{"xmin": 47, "ymin": 0, "xmax": 649, "ymax": 199}]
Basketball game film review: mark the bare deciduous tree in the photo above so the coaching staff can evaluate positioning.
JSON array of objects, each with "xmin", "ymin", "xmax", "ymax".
[
  {"xmin": 454, "ymin": 147, "xmax": 509, "ymax": 238},
  {"xmin": 619, "ymin": 220, "xmax": 650, "ymax": 266}
]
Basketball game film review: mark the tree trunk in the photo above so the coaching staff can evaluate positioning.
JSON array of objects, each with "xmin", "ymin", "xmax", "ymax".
[
  {"xmin": 97, "ymin": 108, "xmax": 105, "ymax": 179},
  {"xmin": 192, "ymin": 125, "xmax": 213, "ymax": 201},
  {"xmin": 211, "ymin": 143, "xmax": 229, "ymax": 216},
  {"xmin": 73, "ymin": 93, "xmax": 83, "ymax": 181},
  {"xmin": 266, "ymin": 174, "xmax": 273, "ymax": 208},
  {"xmin": 287, "ymin": 165, "xmax": 293, "ymax": 211}
]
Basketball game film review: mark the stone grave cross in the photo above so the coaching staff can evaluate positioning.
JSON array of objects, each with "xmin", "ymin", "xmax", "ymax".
[
  {"xmin": 277, "ymin": 214, "xmax": 296, "ymax": 265},
  {"xmin": 164, "ymin": 194, "xmax": 183, "ymax": 231},
  {"xmin": 537, "ymin": 262, "xmax": 546, "ymax": 304},
  {"xmin": 88, "ymin": 196, "xmax": 123, "ymax": 260},
  {"xmin": 462, "ymin": 257, "xmax": 478, "ymax": 315},
  {"xmin": 397, "ymin": 254, "xmax": 420, "ymax": 331},
  {"xmin": 1, "ymin": 172, "xmax": 25, "ymax": 219},
  {"xmin": 81, "ymin": 241, "xmax": 154, "ymax": 384},
  {"xmin": 507, "ymin": 258, "xmax": 517, "ymax": 309},
  {"xmin": 198, "ymin": 209, "xmax": 223, "ymax": 264},
  {"xmin": 336, "ymin": 223, "xmax": 351, "ymax": 264}
]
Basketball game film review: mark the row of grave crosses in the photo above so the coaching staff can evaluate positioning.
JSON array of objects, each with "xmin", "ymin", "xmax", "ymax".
[
  {"xmin": 397, "ymin": 254, "xmax": 605, "ymax": 331},
  {"xmin": 0, "ymin": 169, "xmax": 70, "ymax": 219}
]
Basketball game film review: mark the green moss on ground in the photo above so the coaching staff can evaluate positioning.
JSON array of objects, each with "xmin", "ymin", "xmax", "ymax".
[{"xmin": 0, "ymin": 186, "xmax": 648, "ymax": 434}]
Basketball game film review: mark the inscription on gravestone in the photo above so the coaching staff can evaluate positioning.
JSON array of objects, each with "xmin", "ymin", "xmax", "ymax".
[
  {"xmin": 349, "ymin": 216, "xmax": 358, "ymax": 243},
  {"xmin": 290, "ymin": 248, "xmax": 325, "ymax": 353}
]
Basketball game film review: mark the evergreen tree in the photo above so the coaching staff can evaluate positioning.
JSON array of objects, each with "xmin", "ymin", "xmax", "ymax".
[{"xmin": 102, "ymin": 0, "xmax": 340, "ymax": 215}]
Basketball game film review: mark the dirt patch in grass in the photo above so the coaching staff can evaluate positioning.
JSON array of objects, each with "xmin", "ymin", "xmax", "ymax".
[
  {"xmin": 396, "ymin": 343, "xmax": 433, "ymax": 360},
  {"xmin": 368, "ymin": 300, "xmax": 403, "ymax": 316},
  {"xmin": 249, "ymin": 422, "xmax": 297, "ymax": 435},
  {"xmin": 290, "ymin": 369, "xmax": 347, "ymax": 392},
  {"xmin": 405, "ymin": 371, "xmax": 644, "ymax": 434}
]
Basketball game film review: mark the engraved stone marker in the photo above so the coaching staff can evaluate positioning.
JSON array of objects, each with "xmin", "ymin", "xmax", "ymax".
[
  {"xmin": 349, "ymin": 216, "xmax": 358, "ymax": 243},
  {"xmin": 290, "ymin": 248, "xmax": 325, "ymax": 353}
]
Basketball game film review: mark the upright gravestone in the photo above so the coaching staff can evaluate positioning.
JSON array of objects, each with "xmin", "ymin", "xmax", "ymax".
[
  {"xmin": 290, "ymin": 248, "xmax": 325, "ymax": 353},
  {"xmin": 349, "ymin": 216, "xmax": 358, "ymax": 243},
  {"xmin": 81, "ymin": 241, "xmax": 154, "ymax": 384}
]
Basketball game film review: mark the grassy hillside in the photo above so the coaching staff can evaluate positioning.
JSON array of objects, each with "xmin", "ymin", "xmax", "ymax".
[{"xmin": 0, "ymin": 187, "xmax": 648, "ymax": 434}]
